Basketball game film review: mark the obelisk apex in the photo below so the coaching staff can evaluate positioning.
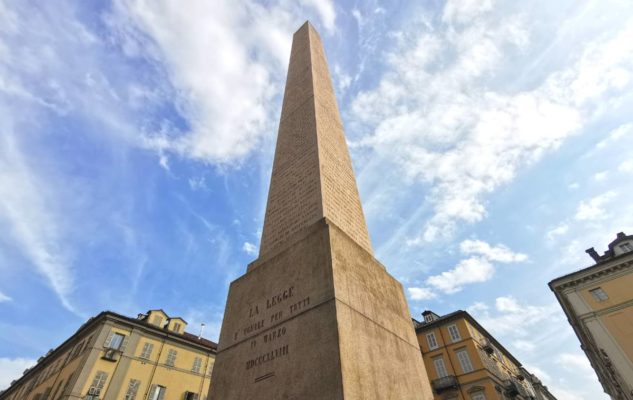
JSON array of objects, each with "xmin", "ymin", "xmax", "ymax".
[{"xmin": 259, "ymin": 21, "xmax": 373, "ymax": 257}]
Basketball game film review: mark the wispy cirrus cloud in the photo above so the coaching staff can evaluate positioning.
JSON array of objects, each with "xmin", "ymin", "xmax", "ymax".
[
  {"xmin": 351, "ymin": 1, "xmax": 633, "ymax": 245},
  {"xmin": 0, "ymin": 291, "xmax": 12, "ymax": 303}
]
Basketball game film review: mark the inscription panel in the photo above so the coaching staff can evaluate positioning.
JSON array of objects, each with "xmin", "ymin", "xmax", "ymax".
[{"xmin": 219, "ymin": 222, "xmax": 334, "ymax": 351}]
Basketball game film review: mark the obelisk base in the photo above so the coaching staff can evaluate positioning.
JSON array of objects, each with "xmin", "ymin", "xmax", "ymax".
[{"xmin": 209, "ymin": 219, "xmax": 433, "ymax": 399}]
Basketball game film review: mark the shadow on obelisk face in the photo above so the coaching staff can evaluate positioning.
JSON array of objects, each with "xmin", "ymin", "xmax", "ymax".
[{"xmin": 208, "ymin": 21, "xmax": 434, "ymax": 400}]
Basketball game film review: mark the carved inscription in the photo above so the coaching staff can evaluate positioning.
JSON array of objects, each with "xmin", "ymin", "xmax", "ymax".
[{"xmin": 245, "ymin": 344, "xmax": 289, "ymax": 370}]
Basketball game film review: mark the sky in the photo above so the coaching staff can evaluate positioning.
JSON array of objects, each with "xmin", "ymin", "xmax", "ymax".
[{"xmin": 0, "ymin": 0, "xmax": 632, "ymax": 398}]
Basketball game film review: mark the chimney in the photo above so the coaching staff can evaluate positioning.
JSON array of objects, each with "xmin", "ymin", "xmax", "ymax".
[
  {"xmin": 585, "ymin": 247, "xmax": 600, "ymax": 262},
  {"xmin": 198, "ymin": 323, "xmax": 205, "ymax": 340}
]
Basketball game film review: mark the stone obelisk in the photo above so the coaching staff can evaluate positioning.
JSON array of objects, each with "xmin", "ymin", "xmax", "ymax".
[{"xmin": 209, "ymin": 22, "xmax": 433, "ymax": 400}]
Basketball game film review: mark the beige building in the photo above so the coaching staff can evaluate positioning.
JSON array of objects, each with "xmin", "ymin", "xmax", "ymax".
[
  {"xmin": 415, "ymin": 310, "xmax": 556, "ymax": 400},
  {"xmin": 550, "ymin": 232, "xmax": 633, "ymax": 400},
  {"xmin": 0, "ymin": 309, "xmax": 216, "ymax": 400}
]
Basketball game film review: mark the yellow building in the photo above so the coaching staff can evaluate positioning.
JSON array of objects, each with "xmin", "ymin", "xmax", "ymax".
[
  {"xmin": 550, "ymin": 232, "xmax": 633, "ymax": 400},
  {"xmin": 415, "ymin": 310, "xmax": 556, "ymax": 400},
  {"xmin": 0, "ymin": 309, "xmax": 216, "ymax": 400}
]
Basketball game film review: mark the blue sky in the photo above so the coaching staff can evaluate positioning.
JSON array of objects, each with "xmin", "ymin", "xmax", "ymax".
[{"xmin": 1, "ymin": 0, "xmax": 632, "ymax": 398}]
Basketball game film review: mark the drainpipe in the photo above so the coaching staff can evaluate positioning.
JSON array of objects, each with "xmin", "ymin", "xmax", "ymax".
[{"xmin": 142, "ymin": 338, "xmax": 166, "ymax": 400}]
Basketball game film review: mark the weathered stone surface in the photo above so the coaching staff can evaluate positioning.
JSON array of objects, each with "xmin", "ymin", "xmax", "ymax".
[
  {"xmin": 259, "ymin": 21, "xmax": 372, "ymax": 257},
  {"xmin": 209, "ymin": 21, "xmax": 433, "ymax": 400}
]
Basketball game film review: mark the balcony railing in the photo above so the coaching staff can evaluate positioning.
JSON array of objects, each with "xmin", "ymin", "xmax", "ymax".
[
  {"xmin": 503, "ymin": 379, "xmax": 531, "ymax": 398},
  {"xmin": 432, "ymin": 375, "xmax": 459, "ymax": 393}
]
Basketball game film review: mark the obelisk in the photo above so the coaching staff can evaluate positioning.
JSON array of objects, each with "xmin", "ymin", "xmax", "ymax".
[{"xmin": 209, "ymin": 22, "xmax": 433, "ymax": 399}]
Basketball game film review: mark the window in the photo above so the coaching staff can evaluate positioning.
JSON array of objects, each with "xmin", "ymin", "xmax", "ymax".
[
  {"xmin": 124, "ymin": 379, "xmax": 141, "ymax": 400},
  {"xmin": 110, "ymin": 333, "xmax": 125, "ymax": 349},
  {"xmin": 192, "ymin": 357, "xmax": 202, "ymax": 373},
  {"xmin": 426, "ymin": 332, "xmax": 438, "ymax": 350},
  {"xmin": 619, "ymin": 243, "xmax": 633, "ymax": 252},
  {"xmin": 173, "ymin": 322, "xmax": 182, "ymax": 332},
  {"xmin": 433, "ymin": 356, "xmax": 448, "ymax": 378},
  {"xmin": 152, "ymin": 316, "xmax": 163, "ymax": 326},
  {"xmin": 165, "ymin": 349, "xmax": 177, "ymax": 367},
  {"xmin": 456, "ymin": 349, "xmax": 474, "ymax": 373},
  {"xmin": 140, "ymin": 343, "xmax": 154, "ymax": 359},
  {"xmin": 447, "ymin": 324, "xmax": 461, "ymax": 342},
  {"xmin": 471, "ymin": 393, "xmax": 486, "ymax": 400},
  {"xmin": 148, "ymin": 384, "xmax": 166, "ymax": 400},
  {"xmin": 86, "ymin": 371, "xmax": 108, "ymax": 400},
  {"xmin": 184, "ymin": 392, "xmax": 199, "ymax": 400},
  {"xmin": 590, "ymin": 287, "xmax": 609, "ymax": 302}
]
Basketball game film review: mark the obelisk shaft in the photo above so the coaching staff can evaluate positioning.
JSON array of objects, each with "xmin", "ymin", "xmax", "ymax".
[
  {"xmin": 209, "ymin": 22, "xmax": 433, "ymax": 400},
  {"xmin": 259, "ymin": 22, "xmax": 372, "ymax": 258}
]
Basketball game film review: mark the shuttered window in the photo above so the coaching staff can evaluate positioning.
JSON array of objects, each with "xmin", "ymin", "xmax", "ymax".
[
  {"xmin": 433, "ymin": 357, "xmax": 448, "ymax": 378},
  {"xmin": 447, "ymin": 324, "xmax": 461, "ymax": 342},
  {"xmin": 192, "ymin": 357, "xmax": 202, "ymax": 373},
  {"xmin": 426, "ymin": 332, "xmax": 438, "ymax": 350},
  {"xmin": 165, "ymin": 349, "xmax": 177, "ymax": 367},
  {"xmin": 124, "ymin": 379, "xmax": 141, "ymax": 400},
  {"xmin": 148, "ymin": 384, "xmax": 166, "ymax": 400},
  {"xmin": 456, "ymin": 349, "xmax": 474, "ymax": 373},
  {"xmin": 140, "ymin": 343, "xmax": 154, "ymax": 359}
]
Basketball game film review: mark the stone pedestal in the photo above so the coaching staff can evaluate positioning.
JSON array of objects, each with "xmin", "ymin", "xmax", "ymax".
[{"xmin": 209, "ymin": 219, "xmax": 432, "ymax": 399}]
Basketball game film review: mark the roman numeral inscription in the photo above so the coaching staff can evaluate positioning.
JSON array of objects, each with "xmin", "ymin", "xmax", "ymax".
[{"xmin": 209, "ymin": 22, "xmax": 433, "ymax": 400}]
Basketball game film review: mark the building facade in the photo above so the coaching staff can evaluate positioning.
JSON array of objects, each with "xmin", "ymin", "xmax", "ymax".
[
  {"xmin": 415, "ymin": 310, "xmax": 556, "ymax": 400},
  {"xmin": 0, "ymin": 310, "xmax": 216, "ymax": 400},
  {"xmin": 550, "ymin": 232, "xmax": 633, "ymax": 400}
]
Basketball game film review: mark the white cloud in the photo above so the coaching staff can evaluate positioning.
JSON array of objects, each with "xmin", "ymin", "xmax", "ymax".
[
  {"xmin": 593, "ymin": 171, "xmax": 608, "ymax": 181},
  {"xmin": 568, "ymin": 182, "xmax": 580, "ymax": 190},
  {"xmin": 0, "ymin": 128, "xmax": 75, "ymax": 312},
  {"xmin": 242, "ymin": 242, "xmax": 257, "ymax": 255},
  {"xmin": 619, "ymin": 160, "xmax": 633, "ymax": 173},
  {"xmin": 408, "ymin": 287, "xmax": 436, "ymax": 300},
  {"xmin": 460, "ymin": 239, "xmax": 528, "ymax": 262},
  {"xmin": 352, "ymin": 3, "xmax": 633, "ymax": 244},
  {"xmin": 426, "ymin": 257, "xmax": 493, "ymax": 293},
  {"xmin": 0, "ymin": 291, "xmax": 12, "ymax": 302},
  {"xmin": 442, "ymin": 0, "xmax": 494, "ymax": 24},
  {"xmin": 512, "ymin": 339, "xmax": 536, "ymax": 352},
  {"xmin": 299, "ymin": 0, "xmax": 336, "ymax": 33},
  {"xmin": 0, "ymin": 357, "xmax": 36, "ymax": 390},
  {"xmin": 574, "ymin": 191, "xmax": 617, "ymax": 221},
  {"xmin": 469, "ymin": 296, "xmax": 559, "ymax": 336},
  {"xmin": 596, "ymin": 123, "xmax": 632, "ymax": 149},
  {"xmin": 557, "ymin": 353, "xmax": 593, "ymax": 373},
  {"xmin": 424, "ymin": 239, "xmax": 525, "ymax": 294},
  {"xmin": 547, "ymin": 223, "xmax": 569, "ymax": 241},
  {"xmin": 107, "ymin": 0, "xmax": 337, "ymax": 165}
]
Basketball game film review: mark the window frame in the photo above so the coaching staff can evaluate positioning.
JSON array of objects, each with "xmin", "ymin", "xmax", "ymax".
[
  {"xmin": 432, "ymin": 356, "xmax": 448, "ymax": 378},
  {"xmin": 590, "ymin": 287, "xmax": 609, "ymax": 302},
  {"xmin": 140, "ymin": 342, "xmax": 154, "ymax": 359},
  {"xmin": 447, "ymin": 324, "xmax": 461, "ymax": 342},
  {"xmin": 426, "ymin": 332, "xmax": 439, "ymax": 350},
  {"xmin": 456, "ymin": 348, "xmax": 474, "ymax": 373},
  {"xmin": 165, "ymin": 349, "xmax": 177, "ymax": 367}
]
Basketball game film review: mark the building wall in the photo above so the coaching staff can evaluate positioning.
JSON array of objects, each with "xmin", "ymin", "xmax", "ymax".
[
  {"xmin": 554, "ymin": 258, "xmax": 633, "ymax": 399},
  {"xmin": 416, "ymin": 314, "xmax": 539, "ymax": 400},
  {"xmin": 0, "ymin": 312, "xmax": 216, "ymax": 400}
]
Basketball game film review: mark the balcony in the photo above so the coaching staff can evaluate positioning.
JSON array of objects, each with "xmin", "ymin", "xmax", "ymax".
[
  {"xmin": 432, "ymin": 375, "xmax": 459, "ymax": 394},
  {"xmin": 101, "ymin": 348, "xmax": 120, "ymax": 362},
  {"xmin": 503, "ymin": 379, "xmax": 530, "ymax": 398},
  {"xmin": 481, "ymin": 338, "xmax": 494, "ymax": 355}
]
